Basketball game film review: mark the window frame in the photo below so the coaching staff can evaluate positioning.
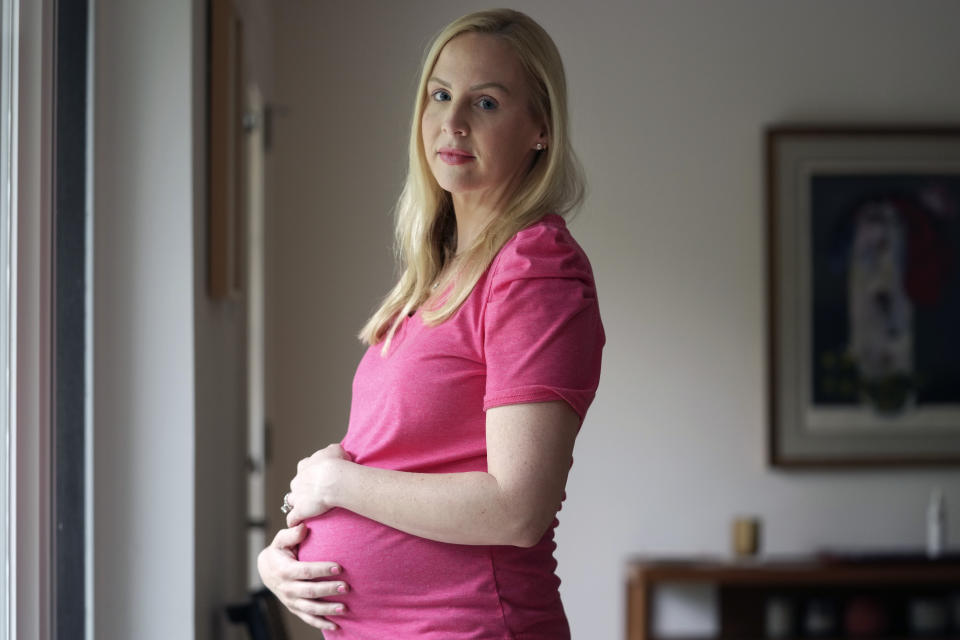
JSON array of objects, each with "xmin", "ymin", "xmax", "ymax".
[
  {"xmin": 10, "ymin": 1, "xmax": 55, "ymax": 639},
  {"xmin": 0, "ymin": 0, "xmax": 14, "ymax": 632},
  {"xmin": 51, "ymin": 0, "xmax": 89, "ymax": 637}
]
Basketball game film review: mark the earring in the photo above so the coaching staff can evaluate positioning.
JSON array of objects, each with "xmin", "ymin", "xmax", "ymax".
[{"xmin": 536, "ymin": 143, "xmax": 546, "ymax": 151}]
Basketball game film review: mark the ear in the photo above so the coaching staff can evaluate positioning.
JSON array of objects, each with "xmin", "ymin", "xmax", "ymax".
[{"xmin": 533, "ymin": 123, "xmax": 550, "ymax": 150}]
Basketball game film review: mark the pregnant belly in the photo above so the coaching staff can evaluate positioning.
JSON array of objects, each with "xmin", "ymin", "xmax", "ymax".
[{"xmin": 298, "ymin": 509, "xmax": 508, "ymax": 639}]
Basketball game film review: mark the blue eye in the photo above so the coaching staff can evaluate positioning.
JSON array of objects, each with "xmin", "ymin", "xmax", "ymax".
[
  {"xmin": 477, "ymin": 97, "xmax": 498, "ymax": 111},
  {"xmin": 431, "ymin": 89, "xmax": 451, "ymax": 102}
]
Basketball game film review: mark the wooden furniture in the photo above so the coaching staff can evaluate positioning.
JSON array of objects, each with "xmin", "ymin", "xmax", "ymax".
[{"xmin": 627, "ymin": 555, "xmax": 960, "ymax": 640}]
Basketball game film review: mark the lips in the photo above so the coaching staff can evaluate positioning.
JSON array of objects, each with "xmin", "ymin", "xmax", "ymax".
[{"xmin": 438, "ymin": 147, "xmax": 475, "ymax": 166}]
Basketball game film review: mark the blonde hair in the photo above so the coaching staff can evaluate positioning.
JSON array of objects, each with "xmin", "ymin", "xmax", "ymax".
[{"xmin": 359, "ymin": 8, "xmax": 585, "ymax": 351}]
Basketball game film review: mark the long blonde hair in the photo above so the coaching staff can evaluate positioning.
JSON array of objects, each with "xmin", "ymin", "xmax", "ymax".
[{"xmin": 359, "ymin": 9, "xmax": 585, "ymax": 351}]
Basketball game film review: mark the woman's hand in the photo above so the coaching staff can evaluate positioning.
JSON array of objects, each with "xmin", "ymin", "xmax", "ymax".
[
  {"xmin": 286, "ymin": 444, "xmax": 353, "ymax": 527},
  {"xmin": 257, "ymin": 523, "xmax": 349, "ymax": 632}
]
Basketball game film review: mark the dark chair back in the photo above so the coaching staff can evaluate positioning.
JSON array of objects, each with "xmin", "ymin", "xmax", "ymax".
[{"xmin": 225, "ymin": 588, "xmax": 289, "ymax": 640}]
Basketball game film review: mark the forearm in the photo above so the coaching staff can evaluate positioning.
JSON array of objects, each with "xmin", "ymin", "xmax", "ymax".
[
  {"xmin": 330, "ymin": 462, "xmax": 550, "ymax": 547},
  {"xmin": 289, "ymin": 404, "xmax": 578, "ymax": 547}
]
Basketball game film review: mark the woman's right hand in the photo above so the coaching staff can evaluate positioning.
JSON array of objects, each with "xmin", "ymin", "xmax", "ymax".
[{"xmin": 257, "ymin": 523, "xmax": 348, "ymax": 631}]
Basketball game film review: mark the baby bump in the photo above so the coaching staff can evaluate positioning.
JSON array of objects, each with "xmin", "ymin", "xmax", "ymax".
[{"xmin": 298, "ymin": 509, "xmax": 506, "ymax": 635}]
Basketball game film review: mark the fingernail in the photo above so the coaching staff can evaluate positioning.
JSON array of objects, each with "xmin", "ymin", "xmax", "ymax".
[
  {"xmin": 337, "ymin": 585, "xmax": 347, "ymax": 593},
  {"xmin": 335, "ymin": 605, "xmax": 345, "ymax": 613},
  {"xmin": 330, "ymin": 565, "xmax": 341, "ymax": 575}
]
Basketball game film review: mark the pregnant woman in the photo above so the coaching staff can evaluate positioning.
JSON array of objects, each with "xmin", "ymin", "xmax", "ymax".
[{"xmin": 258, "ymin": 9, "xmax": 604, "ymax": 638}]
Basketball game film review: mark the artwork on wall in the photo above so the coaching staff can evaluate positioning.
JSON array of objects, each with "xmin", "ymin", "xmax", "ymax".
[{"xmin": 766, "ymin": 126, "xmax": 960, "ymax": 466}]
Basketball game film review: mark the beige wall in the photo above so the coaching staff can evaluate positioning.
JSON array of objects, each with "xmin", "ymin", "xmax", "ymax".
[
  {"xmin": 193, "ymin": 0, "xmax": 273, "ymax": 635},
  {"xmin": 267, "ymin": 2, "xmax": 960, "ymax": 639},
  {"xmin": 194, "ymin": 0, "xmax": 276, "ymax": 637}
]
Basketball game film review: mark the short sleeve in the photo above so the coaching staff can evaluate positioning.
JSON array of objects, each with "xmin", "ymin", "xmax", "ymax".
[{"xmin": 482, "ymin": 219, "xmax": 605, "ymax": 421}]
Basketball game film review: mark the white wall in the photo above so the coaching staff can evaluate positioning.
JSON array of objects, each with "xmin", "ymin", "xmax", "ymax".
[
  {"xmin": 92, "ymin": 1, "xmax": 197, "ymax": 637},
  {"xmin": 267, "ymin": 2, "xmax": 960, "ymax": 639},
  {"xmin": 14, "ymin": 1, "xmax": 54, "ymax": 637}
]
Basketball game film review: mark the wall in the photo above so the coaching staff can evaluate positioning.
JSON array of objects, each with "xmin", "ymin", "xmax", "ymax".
[
  {"xmin": 267, "ymin": 2, "xmax": 960, "ymax": 639},
  {"xmin": 192, "ymin": 0, "xmax": 241, "ymax": 636},
  {"xmin": 14, "ymin": 1, "xmax": 54, "ymax": 637},
  {"xmin": 194, "ymin": 0, "xmax": 276, "ymax": 638},
  {"xmin": 92, "ymin": 1, "xmax": 197, "ymax": 637},
  {"xmin": 92, "ymin": 0, "xmax": 272, "ymax": 637}
]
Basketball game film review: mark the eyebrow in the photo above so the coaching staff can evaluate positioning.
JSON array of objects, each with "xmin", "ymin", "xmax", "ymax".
[{"xmin": 428, "ymin": 76, "xmax": 511, "ymax": 94}]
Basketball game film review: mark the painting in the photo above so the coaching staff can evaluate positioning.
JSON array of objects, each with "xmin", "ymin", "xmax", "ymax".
[{"xmin": 766, "ymin": 126, "xmax": 960, "ymax": 466}]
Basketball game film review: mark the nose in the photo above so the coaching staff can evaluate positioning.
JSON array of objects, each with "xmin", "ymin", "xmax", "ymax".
[{"xmin": 441, "ymin": 101, "xmax": 469, "ymax": 137}]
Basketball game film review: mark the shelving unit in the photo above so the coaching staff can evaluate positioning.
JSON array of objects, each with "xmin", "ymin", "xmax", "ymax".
[{"xmin": 626, "ymin": 555, "xmax": 960, "ymax": 640}]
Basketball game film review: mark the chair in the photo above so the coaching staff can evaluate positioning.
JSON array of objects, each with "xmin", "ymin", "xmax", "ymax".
[{"xmin": 225, "ymin": 588, "xmax": 290, "ymax": 640}]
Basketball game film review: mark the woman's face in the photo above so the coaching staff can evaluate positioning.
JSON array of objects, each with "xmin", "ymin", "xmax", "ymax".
[{"xmin": 421, "ymin": 33, "xmax": 546, "ymax": 206}]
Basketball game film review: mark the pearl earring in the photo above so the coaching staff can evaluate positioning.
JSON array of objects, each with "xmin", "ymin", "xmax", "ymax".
[{"xmin": 536, "ymin": 143, "xmax": 545, "ymax": 151}]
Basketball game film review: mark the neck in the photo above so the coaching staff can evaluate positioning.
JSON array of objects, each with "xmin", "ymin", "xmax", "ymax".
[
  {"xmin": 450, "ymin": 182, "xmax": 516, "ymax": 251},
  {"xmin": 450, "ymin": 201, "xmax": 494, "ymax": 253}
]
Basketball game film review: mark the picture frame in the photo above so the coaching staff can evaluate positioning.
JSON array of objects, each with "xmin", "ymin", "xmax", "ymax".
[
  {"xmin": 766, "ymin": 126, "xmax": 960, "ymax": 467},
  {"xmin": 208, "ymin": 0, "xmax": 245, "ymax": 300}
]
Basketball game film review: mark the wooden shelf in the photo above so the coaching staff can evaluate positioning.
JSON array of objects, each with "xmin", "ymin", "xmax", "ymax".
[
  {"xmin": 642, "ymin": 637, "xmax": 957, "ymax": 640},
  {"xmin": 629, "ymin": 555, "xmax": 960, "ymax": 584},
  {"xmin": 642, "ymin": 637, "xmax": 958, "ymax": 640},
  {"xmin": 626, "ymin": 555, "xmax": 960, "ymax": 640}
]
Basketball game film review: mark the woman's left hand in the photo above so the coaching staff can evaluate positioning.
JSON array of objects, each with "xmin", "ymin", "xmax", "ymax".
[{"xmin": 286, "ymin": 443, "xmax": 353, "ymax": 527}]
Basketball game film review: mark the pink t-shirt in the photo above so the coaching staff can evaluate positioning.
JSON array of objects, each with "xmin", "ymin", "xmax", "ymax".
[{"xmin": 298, "ymin": 214, "xmax": 604, "ymax": 639}]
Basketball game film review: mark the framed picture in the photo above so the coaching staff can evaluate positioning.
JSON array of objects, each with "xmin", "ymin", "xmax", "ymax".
[{"xmin": 766, "ymin": 126, "xmax": 960, "ymax": 467}]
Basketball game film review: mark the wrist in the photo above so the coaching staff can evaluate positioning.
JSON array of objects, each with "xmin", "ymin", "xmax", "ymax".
[{"xmin": 323, "ymin": 457, "xmax": 353, "ymax": 510}]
